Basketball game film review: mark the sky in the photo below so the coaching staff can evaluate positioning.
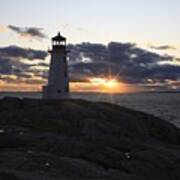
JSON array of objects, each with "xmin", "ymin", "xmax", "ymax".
[{"xmin": 0, "ymin": 0, "xmax": 180, "ymax": 92}]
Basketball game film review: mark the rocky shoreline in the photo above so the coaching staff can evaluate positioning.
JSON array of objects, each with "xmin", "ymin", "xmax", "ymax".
[{"xmin": 0, "ymin": 97, "xmax": 180, "ymax": 180}]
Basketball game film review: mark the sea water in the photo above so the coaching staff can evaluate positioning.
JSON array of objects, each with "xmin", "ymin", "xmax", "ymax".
[{"xmin": 0, "ymin": 92, "xmax": 179, "ymax": 128}]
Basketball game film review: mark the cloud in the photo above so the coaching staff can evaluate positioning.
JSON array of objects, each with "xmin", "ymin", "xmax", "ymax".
[
  {"xmin": 0, "ymin": 45, "xmax": 48, "ymax": 84},
  {"xmin": 8, "ymin": 25, "xmax": 47, "ymax": 39},
  {"xmin": 150, "ymin": 45, "xmax": 176, "ymax": 50},
  {"xmin": 68, "ymin": 42, "xmax": 180, "ymax": 89},
  {"xmin": 0, "ymin": 42, "xmax": 179, "ymax": 90},
  {"xmin": 0, "ymin": 74, "xmax": 46, "ymax": 85},
  {"xmin": 37, "ymin": 62, "xmax": 49, "ymax": 67},
  {"xmin": 0, "ymin": 45, "xmax": 48, "ymax": 60}
]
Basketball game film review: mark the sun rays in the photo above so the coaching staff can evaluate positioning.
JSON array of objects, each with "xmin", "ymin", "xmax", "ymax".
[{"xmin": 89, "ymin": 77, "xmax": 119, "ymax": 90}]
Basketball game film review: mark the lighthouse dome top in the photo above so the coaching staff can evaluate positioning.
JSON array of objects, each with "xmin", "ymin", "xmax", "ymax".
[{"xmin": 52, "ymin": 32, "xmax": 66, "ymax": 42}]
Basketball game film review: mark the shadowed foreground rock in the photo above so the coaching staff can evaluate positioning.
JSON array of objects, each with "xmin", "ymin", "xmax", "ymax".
[{"xmin": 0, "ymin": 97, "xmax": 180, "ymax": 180}]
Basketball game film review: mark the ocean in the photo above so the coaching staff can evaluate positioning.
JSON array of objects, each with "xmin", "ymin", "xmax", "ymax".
[{"xmin": 0, "ymin": 92, "xmax": 179, "ymax": 128}]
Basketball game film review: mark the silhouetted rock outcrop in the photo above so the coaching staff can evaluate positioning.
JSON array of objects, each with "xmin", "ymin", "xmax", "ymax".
[{"xmin": 0, "ymin": 97, "xmax": 180, "ymax": 180}]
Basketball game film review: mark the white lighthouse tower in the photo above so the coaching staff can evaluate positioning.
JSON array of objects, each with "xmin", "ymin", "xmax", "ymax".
[{"xmin": 43, "ymin": 32, "xmax": 70, "ymax": 99}]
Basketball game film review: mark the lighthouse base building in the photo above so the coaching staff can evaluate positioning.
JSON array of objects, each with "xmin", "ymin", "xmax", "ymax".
[{"xmin": 43, "ymin": 32, "xmax": 70, "ymax": 99}]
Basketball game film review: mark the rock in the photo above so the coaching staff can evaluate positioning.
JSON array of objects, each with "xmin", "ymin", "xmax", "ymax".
[
  {"xmin": 0, "ymin": 98, "xmax": 180, "ymax": 179},
  {"xmin": 1, "ymin": 97, "xmax": 22, "ymax": 110}
]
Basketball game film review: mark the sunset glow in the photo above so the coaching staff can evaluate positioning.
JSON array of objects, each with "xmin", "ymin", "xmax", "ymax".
[
  {"xmin": 70, "ymin": 77, "xmax": 139, "ymax": 93},
  {"xmin": 90, "ymin": 77, "xmax": 118, "ymax": 88},
  {"xmin": 89, "ymin": 77, "xmax": 120, "ymax": 93},
  {"xmin": 0, "ymin": 0, "xmax": 180, "ymax": 92}
]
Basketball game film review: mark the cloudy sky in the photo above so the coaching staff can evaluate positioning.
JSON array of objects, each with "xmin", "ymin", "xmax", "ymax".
[{"xmin": 0, "ymin": 0, "xmax": 180, "ymax": 92}]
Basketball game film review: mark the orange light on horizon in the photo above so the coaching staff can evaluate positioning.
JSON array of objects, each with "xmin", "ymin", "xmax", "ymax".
[
  {"xmin": 0, "ymin": 77, "xmax": 140, "ymax": 93},
  {"xmin": 69, "ymin": 77, "xmax": 131, "ymax": 93},
  {"xmin": 89, "ymin": 77, "xmax": 119, "ymax": 90}
]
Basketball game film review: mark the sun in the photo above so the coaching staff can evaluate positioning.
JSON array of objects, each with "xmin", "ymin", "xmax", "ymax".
[
  {"xmin": 89, "ymin": 77, "xmax": 119, "ymax": 92},
  {"xmin": 105, "ymin": 79, "xmax": 118, "ymax": 88}
]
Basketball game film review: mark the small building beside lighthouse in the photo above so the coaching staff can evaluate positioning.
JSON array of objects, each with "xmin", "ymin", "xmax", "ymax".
[{"xmin": 43, "ymin": 32, "xmax": 70, "ymax": 99}]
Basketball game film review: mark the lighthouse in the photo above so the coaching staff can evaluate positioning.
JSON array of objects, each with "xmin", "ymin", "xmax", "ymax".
[{"xmin": 43, "ymin": 32, "xmax": 70, "ymax": 99}]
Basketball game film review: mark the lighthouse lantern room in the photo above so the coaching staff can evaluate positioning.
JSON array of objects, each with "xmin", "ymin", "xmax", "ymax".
[{"xmin": 43, "ymin": 32, "xmax": 70, "ymax": 99}]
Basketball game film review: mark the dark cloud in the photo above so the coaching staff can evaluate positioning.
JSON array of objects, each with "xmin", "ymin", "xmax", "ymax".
[
  {"xmin": 0, "ymin": 45, "xmax": 48, "ymax": 84},
  {"xmin": 37, "ymin": 62, "xmax": 49, "ymax": 67},
  {"xmin": 0, "ymin": 45, "xmax": 48, "ymax": 60},
  {"xmin": 8, "ymin": 25, "xmax": 47, "ymax": 39},
  {"xmin": 0, "ymin": 58, "xmax": 13, "ymax": 75},
  {"xmin": 68, "ymin": 42, "xmax": 180, "ymax": 89},
  {"xmin": 0, "ymin": 42, "xmax": 179, "ymax": 90},
  {"xmin": 150, "ymin": 45, "xmax": 176, "ymax": 50}
]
